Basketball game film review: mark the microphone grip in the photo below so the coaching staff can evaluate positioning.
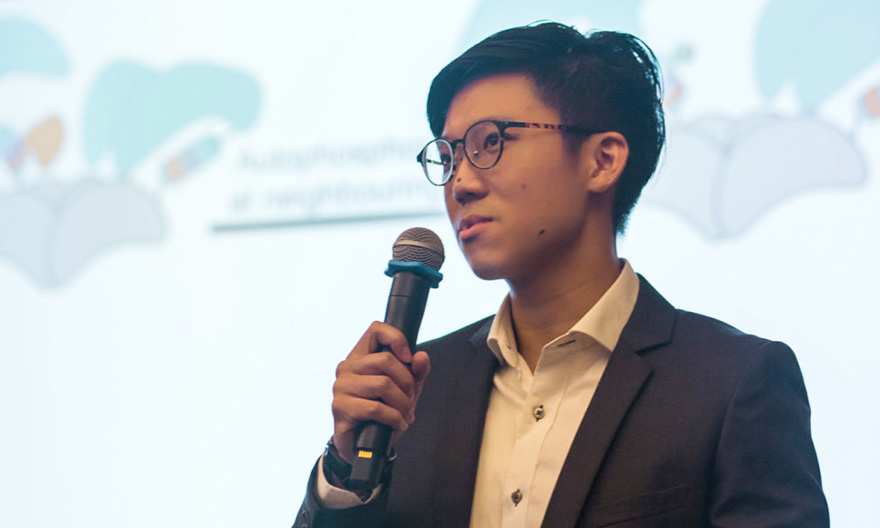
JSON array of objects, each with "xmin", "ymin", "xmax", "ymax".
[{"xmin": 348, "ymin": 272, "xmax": 431, "ymax": 490}]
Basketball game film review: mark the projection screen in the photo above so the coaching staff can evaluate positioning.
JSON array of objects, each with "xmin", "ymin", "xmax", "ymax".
[{"xmin": 1, "ymin": 1, "xmax": 878, "ymax": 526}]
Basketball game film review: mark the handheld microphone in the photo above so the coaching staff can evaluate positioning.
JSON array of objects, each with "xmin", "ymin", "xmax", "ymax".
[{"xmin": 348, "ymin": 227, "xmax": 445, "ymax": 490}]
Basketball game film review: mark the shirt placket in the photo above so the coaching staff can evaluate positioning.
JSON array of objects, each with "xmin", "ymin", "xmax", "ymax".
[{"xmin": 499, "ymin": 342, "xmax": 571, "ymax": 528}]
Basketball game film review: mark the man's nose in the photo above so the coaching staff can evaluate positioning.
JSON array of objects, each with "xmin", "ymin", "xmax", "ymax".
[{"xmin": 449, "ymin": 155, "xmax": 488, "ymax": 204}]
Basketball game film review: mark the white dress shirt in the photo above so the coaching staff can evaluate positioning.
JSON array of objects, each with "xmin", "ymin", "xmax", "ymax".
[
  {"xmin": 318, "ymin": 262, "xmax": 640, "ymax": 528},
  {"xmin": 470, "ymin": 261, "xmax": 639, "ymax": 528}
]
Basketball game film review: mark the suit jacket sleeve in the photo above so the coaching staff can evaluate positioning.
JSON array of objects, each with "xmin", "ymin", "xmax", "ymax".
[
  {"xmin": 709, "ymin": 340, "xmax": 829, "ymax": 527},
  {"xmin": 292, "ymin": 458, "xmax": 389, "ymax": 528}
]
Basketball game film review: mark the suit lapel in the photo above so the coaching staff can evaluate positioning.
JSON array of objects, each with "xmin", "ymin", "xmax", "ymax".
[
  {"xmin": 541, "ymin": 276, "xmax": 676, "ymax": 528},
  {"xmin": 431, "ymin": 318, "xmax": 498, "ymax": 528}
]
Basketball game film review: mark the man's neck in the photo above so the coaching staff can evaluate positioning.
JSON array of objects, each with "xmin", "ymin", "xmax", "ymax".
[{"xmin": 507, "ymin": 252, "xmax": 622, "ymax": 372}]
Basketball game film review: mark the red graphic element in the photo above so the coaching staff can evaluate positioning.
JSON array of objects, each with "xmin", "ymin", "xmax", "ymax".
[{"xmin": 863, "ymin": 86, "xmax": 880, "ymax": 117}]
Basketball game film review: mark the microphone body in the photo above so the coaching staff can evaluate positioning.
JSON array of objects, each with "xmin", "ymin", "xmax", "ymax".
[
  {"xmin": 348, "ymin": 229, "xmax": 444, "ymax": 491},
  {"xmin": 384, "ymin": 269, "xmax": 433, "ymax": 350}
]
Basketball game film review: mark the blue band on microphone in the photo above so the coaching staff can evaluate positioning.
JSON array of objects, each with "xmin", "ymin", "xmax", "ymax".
[{"xmin": 385, "ymin": 260, "xmax": 443, "ymax": 288}]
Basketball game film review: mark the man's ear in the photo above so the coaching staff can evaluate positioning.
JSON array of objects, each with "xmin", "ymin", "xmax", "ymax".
[{"xmin": 583, "ymin": 132, "xmax": 628, "ymax": 193}]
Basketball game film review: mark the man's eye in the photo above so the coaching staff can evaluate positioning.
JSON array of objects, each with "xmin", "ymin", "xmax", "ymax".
[{"xmin": 483, "ymin": 133, "xmax": 501, "ymax": 149}]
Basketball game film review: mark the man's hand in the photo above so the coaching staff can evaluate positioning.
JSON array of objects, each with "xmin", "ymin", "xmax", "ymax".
[{"xmin": 331, "ymin": 321, "xmax": 431, "ymax": 463}]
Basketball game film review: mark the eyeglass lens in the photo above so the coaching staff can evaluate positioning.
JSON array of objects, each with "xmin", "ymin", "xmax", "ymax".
[
  {"xmin": 465, "ymin": 121, "xmax": 503, "ymax": 169},
  {"xmin": 421, "ymin": 140, "xmax": 456, "ymax": 186},
  {"xmin": 420, "ymin": 121, "xmax": 505, "ymax": 185}
]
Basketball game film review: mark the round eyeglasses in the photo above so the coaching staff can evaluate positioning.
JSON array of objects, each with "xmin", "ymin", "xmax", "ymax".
[{"xmin": 416, "ymin": 120, "xmax": 598, "ymax": 186}]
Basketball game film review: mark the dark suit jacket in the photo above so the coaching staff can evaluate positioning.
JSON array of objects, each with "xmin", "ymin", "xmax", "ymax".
[{"xmin": 294, "ymin": 277, "xmax": 828, "ymax": 527}]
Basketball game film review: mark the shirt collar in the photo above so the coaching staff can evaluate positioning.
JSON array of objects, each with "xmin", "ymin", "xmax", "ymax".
[{"xmin": 486, "ymin": 260, "xmax": 640, "ymax": 367}]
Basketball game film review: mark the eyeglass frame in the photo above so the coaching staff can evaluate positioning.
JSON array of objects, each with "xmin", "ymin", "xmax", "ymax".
[{"xmin": 416, "ymin": 120, "xmax": 601, "ymax": 186}]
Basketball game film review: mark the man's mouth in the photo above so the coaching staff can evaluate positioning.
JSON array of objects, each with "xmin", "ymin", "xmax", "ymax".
[{"xmin": 458, "ymin": 215, "xmax": 492, "ymax": 239}]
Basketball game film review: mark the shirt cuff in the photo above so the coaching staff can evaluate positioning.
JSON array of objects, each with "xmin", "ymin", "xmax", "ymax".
[{"xmin": 315, "ymin": 454, "xmax": 382, "ymax": 508}]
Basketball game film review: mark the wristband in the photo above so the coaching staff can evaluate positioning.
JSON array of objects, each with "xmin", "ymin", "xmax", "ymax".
[{"xmin": 323, "ymin": 438, "xmax": 353, "ymax": 484}]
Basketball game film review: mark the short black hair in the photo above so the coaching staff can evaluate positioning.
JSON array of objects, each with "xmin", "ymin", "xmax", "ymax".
[{"xmin": 426, "ymin": 22, "xmax": 665, "ymax": 234}]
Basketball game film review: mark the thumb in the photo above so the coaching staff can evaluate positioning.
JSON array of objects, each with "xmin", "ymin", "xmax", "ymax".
[{"xmin": 409, "ymin": 351, "xmax": 431, "ymax": 414}]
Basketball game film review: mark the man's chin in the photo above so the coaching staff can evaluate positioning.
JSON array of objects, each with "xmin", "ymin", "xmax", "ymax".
[{"xmin": 465, "ymin": 258, "xmax": 507, "ymax": 282}]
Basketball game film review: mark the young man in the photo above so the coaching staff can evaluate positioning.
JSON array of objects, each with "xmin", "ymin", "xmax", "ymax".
[{"xmin": 294, "ymin": 22, "xmax": 828, "ymax": 528}]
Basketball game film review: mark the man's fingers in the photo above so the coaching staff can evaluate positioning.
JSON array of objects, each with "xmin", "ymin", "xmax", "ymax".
[
  {"xmin": 333, "ymin": 373, "xmax": 413, "ymax": 416},
  {"xmin": 336, "ymin": 351, "xmax": 418, "ymax": 397},
  {"xmin": 332, "ymin": 394, "xmax": 410, "ymax": 434},
  {"xmin": 350, "ymin": 321, "xmax": 413, "ymax": 363}
]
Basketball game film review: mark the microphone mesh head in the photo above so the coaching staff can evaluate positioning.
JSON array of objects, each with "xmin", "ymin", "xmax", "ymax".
[{"xmin": 392, "ymin": 227, "xmax": 445, "ymax": 271}]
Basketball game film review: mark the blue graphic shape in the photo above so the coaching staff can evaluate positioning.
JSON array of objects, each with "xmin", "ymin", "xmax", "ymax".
[
  {"xmin": 0, "ymin": 18, "xmax": 69, "ymax": 79},
  {"xmin": 0, "ymin": 181, "xmax": 164, "ymax": 287},
  {"xmin": 460, "ymin": 0, "xmax": 645, "ymax": 52},
  {"xmin": 757, "ymin": 0, "xmax": 880, "ymax": 109},
  {"xmin": 0, "ymin": 125, "xmax": 20, "ymax": 159},
  {"xmin": 84, "ymin": 62, "xmax": 260, "ymax": 174},
  {"xmin": 644, "ymin": 114, "xmax": 865, "ymax": 238}
]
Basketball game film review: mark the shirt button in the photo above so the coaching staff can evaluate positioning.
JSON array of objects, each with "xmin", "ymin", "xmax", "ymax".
[
  {"xmin": 533, "ymin": 405, "xmax": 545, "ymax": 421},
  {"xmin": 511, "ymin": 489, "xmax": 523, "ymax": 506}
]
